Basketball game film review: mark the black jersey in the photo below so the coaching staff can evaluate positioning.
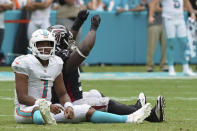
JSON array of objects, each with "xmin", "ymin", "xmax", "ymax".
[
  {"xmin": 62, "ymin": 68, "xmax": 83, "ymax": 102},
  {"xmin": 51, "ymin": 49, "xmax": 83, "ymax": 104},
  {"xmin": 190, "ymin": 0, "xmax": 197, "ymax": 10}
]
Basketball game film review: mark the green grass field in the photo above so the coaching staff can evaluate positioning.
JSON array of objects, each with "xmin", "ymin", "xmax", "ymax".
[{"xmin": 0, "ymin": 66, "xmax": 197, "ymax": 131}]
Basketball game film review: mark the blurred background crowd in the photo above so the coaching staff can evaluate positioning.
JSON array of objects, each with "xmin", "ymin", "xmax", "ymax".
[{"xmin": 0, "ymin": 0, "xmax": 197, "ymax": 73}]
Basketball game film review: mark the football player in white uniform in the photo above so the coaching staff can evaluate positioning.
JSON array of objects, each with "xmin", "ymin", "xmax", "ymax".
[
  {"xmin": 149, "ymin": 0, "xmax": 196, "ymax": 76},
  {"xmin": 12, "ymin": 29, "xmax": 152, "ymax": 125}
]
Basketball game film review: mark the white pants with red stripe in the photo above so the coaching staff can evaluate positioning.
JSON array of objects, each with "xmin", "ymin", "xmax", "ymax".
[
  {"xmin": 15, "ymin": 104, "xmax": 91, "ymax": 124},
  {"xmin": 72, "ymin": 90, "xmax": 110, "ymax": 111}
]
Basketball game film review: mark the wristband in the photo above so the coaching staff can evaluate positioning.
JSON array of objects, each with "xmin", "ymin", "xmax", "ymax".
[
  {"xmin": 76, "ymin": 47, "xmax": 87, "ymax": 58},
  {"xmin": 191, "ymin": 13, "xmax": 195, "ymax": 17},
  {"xmin": 64, "ymin": 102, "xmax": 73, "ymax": 109}
]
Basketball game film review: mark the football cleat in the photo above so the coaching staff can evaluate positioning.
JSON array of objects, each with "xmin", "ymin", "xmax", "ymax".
[
  {"xmin": 183, "ymin": 68, "xmax": 196, "ymax": 76},
  {"xmin": 39, "ymin": 99, "xmax": 57, "ymax": 125},
  {"xmin": 153, "ymin": 96, "xmax": 166, "ymax": 122},
  {"xmin": 126, "ymin": 103, "xmax": 152, "ymax": 123},
  {"xmin": 169, "ymin": 70, "xmax": 176, "ymax": 76},
  {"xmin": 135, "ymin": 92, "xmax": 146, "ymax": 107}
]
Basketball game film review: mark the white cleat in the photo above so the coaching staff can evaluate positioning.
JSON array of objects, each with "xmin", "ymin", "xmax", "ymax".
[
  {"xmin": 183, "ymin": 68, "xmax": 196, "ymax": 76},
  {"xmin": 39, "ymin": 99, "xmax": 57, "ymax": 125},
  {"xmin": 169, "ymin": 70, "xmax": 176, "ymax": 76},
  {"xmin": 126, "ymin": 103, "xmax": 152, "ymax": 124},
  {"xmin": 138, "ymin": 92, "xmax": 146, "ymax": 107}
]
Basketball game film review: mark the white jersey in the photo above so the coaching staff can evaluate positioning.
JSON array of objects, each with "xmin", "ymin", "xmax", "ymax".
[
  {"xmin": 11, "ymin": 54, "xmax": 63, "ymax": 107},
  {"xmin": 162, "ymin": 0, "xmax": 184, "ymax": 19},
  {"xmin": 31, "ymin": 0, "xmax": 51, "ymax": 20}
]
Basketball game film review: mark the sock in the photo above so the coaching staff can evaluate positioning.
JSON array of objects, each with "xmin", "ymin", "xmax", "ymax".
[
  {"xmin": 183, "ymin": 64, "xmax": 189, "ymax": 71},
  {"xmin": 107, "ymin": 99, "xmax": 140, "ymax": 115},
  {"xmin": 90, "ymin": 110, "xmax": 128, "ymax": 123},
  {"xmin": 178, "ymin": 37, "xmax": 189, "ymax": 65},
  {"xmin": 33, "ymin": 110, "xmax": 44, "ymax": 125},
  {"xmin": 168, "ymin": 65, "xmax": 175, "ymax": 72},
  {"xmin": 166, "ymin": 38, "xmax": 176, "ymax": 66}
]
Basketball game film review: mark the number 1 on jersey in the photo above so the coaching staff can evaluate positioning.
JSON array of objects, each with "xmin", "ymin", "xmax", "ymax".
[
  {"xmin": 173, "ymin": 0, "xmax": 180, "ymax": 8},
  {"xmin": 41, "ymin": 80, "xmax": 48, "ymax": 98}
]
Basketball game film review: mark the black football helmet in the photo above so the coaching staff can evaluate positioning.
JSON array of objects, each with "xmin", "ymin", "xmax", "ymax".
[{"xmin": 47, "ymin": 25, "xmax": 76, "ymax": 51}]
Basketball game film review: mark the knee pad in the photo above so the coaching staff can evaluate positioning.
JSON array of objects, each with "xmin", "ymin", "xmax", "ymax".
[
  {"xmin": 87, "ymin": 90, "xmax": 102, "ymax": 98},
  {"xmin": 33, "ymin": 110, "xmax": 44, "ymax": 125}
]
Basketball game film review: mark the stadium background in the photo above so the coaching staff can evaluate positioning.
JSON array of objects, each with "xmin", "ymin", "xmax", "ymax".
[{"xmin": 1, "ymin": 10, "xmax": 197, "ymax": 65}]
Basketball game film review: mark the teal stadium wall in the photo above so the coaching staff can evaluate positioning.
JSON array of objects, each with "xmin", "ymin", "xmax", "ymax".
[{"xmin": 1, "ymin": 10, "xmax": 197, "ymax": 65}]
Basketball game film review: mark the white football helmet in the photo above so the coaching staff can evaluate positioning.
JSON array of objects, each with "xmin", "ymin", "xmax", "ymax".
[{"xmin": 29, "ymin": 29, "xmax": 56, "ymax": 60}]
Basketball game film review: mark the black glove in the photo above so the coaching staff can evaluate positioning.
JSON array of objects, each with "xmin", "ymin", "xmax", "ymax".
[
  {"xmin": 56, "ymin": 49, "xmax": 70, "ymax": 62},
  {"xmin": 71, "ymin": 10, "xmax": 89, "ymax": 31},
  {"xmin": 90, "ymin": 15, "xmax": 101, "ymax": 31}
]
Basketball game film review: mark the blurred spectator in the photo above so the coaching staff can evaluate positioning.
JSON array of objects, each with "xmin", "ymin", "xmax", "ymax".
[
  {"xmin": 150, "ymin": 0, "xmax": 196, "ymax": 76},
  {"xmin": 146, "ymin": 0, "xmax": 168, "ymax": 72},
  {"xmin": 51, "ymin": 0, "xmax": 58, "ymax": 9},
  {"xmin": 26, "ymin": 0, "xmax": 53, "ymax": 39},
  {"xmin": 189, "ymin": 0, "xmax": 197, "ymax": 14},
  {"xmin": 103, "ymin": 0, "xmax": 120, "ymax": 11},
  {"xmin": 0, "ymin": 0, "xmax": 13, "ymax": 60},
  {"xmin": 55, "ymin": 0, "xmax": 86, "ymax": 42},
  {"xmin": 88, "ymin": 0, "xmax": 106, "ymax": 11},
  {"xmin": 12, "ymin": 0, "xmax": 27, "ymax": 9},
  {"xmin": 116, "ymin": 0, "xmax": 146, "ymax": 13}
]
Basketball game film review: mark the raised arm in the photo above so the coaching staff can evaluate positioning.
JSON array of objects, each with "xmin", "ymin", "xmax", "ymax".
[
  {"xmin": 15, "ymin": 73, "xmax": 36, "ymax": 106},
  {"xmin": 63, "ymin": 15, "xmax": 101, "ymax": 74},
  {"xmin": 71, "ymin": 10, "xmax": 89, "ymax": 40}
]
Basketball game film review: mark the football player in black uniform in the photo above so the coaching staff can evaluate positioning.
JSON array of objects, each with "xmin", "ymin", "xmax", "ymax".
[{"xmin": 48, "ymin": 10, "xmax": 165, "ymax": 122}]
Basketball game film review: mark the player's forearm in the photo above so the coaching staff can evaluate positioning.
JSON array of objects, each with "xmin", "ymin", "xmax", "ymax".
[
  {"xmin": 185, "ymin": 0, "xmax": 195, "ymax": 15},
  {"xmin": 148, "ymin": 0, "xmax": 157, "ymax": 18},
  {"xmin": 63, "ymin": 30, "xmax": 96, "ymax": 73},
  {"xmin": 17, "ymin": 95, "xmax": 36, "ymax": 106},
  {"xmin": 78, "ymin": 30, "xmax": 96, "ymax": 56},
  {"xmin": 59, "ymin": 94, "xmax": 71, "ymax": 106},
  {"xmin": 71, "ymin": 10, "xmax": 89, "ymax": 40},
  {"xmin": 70, "ymin": 30, "xmax": 79, "ymax": 40}
]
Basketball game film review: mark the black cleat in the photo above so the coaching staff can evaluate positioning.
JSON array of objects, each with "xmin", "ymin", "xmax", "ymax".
[{"xmin": 154, "ymin": 96, "xmax": 166, "ymax": 122}]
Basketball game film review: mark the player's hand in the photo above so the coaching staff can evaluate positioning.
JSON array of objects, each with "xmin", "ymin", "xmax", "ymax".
[
  {"xmin": 148, "ymin": 16, "xmax": 155, "ymax": 24},
  {"xmin": 90, "ymin": 15, "xmax": 101, "ymax": 31},
  {"xmin": 50, "ymin": 104, "xmax": 64, "ymax": 115},
  {"xmin": 77, "ymin": 10, "xmax": 89, "ymax": 22},
  {"xmin": 64, "ymin": 107, "xmax": 74, "ymax": 119}
]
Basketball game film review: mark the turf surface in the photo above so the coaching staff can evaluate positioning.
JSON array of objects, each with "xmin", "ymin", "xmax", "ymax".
[{"xmin": 0, "ymin": 66, "xmax": 197, "ymax": 131}]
